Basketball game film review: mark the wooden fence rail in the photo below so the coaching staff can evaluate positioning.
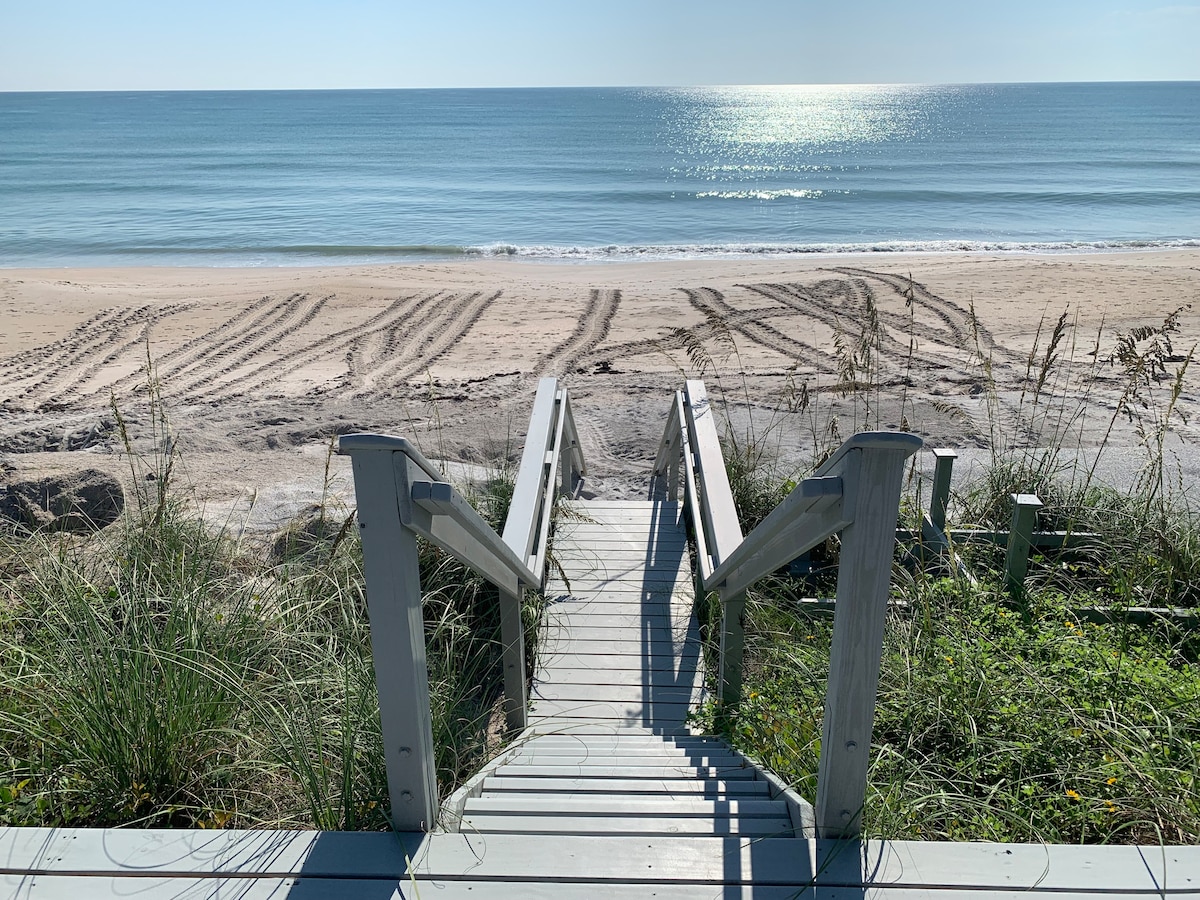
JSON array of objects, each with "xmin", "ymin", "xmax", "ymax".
[
  {"xmin": 653, "ymin": 381, "xmax": 922, "ymax": 838},
  {"xmin": 337, "ymin": 378, "xmax": 583, "ymax": 831}
]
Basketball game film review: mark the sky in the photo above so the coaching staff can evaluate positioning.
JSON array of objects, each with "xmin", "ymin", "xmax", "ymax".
[{"xmin": 2, "ymin": 0, "xmax": 1198, "ymax": 91}]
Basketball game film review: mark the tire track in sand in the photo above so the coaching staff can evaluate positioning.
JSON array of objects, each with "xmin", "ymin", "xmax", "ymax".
[
  {"xmin": 350, "ymin": 290, "xmax": 501, "ymax": 398},
  {"xmin": 162, "ymin": 294, "xmax": 328, "ymax": 399},
  {"xmin": 828, "ymin": 267, "xmax": 1013, "ymax": 363},
  {"xmin": 1, "ymin": 305, "xmax": 192, "ymax": 410},
  {"xmin": 533, "ymin": 289, "xmax": 621, "ymax": 377},
  {"xmin": 742, "ymin": 280, "xmax": 969, "ymax": 377},
  {"xmin": 684, "ymin": 287, "xmax": 840, "ymax": 371},
  {"xmin": 38, "ymin": 304, "xmax": 193, "ymax": 408},
  {"xmin": 196, "ymin": 293, "xmax": 425, "ymax": 401},
  {"xmin": 90, "ymin": 293, "xmax": 284, "ymax": 400}
]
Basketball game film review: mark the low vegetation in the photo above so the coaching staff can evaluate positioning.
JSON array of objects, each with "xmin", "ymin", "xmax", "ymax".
[
  {"xmin": 0, "ymin": 388, "xmax": 526, "ymax": 830},
  {"xmin": 690, "ymin": 300, "xmax": 1200, "ymax": 843}
]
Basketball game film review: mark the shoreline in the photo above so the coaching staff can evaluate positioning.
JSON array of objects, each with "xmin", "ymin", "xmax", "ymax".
[
  {"xmin": 5, "ymin": 239, "xmax": 1200, "ymax": 271},
  {"xmin": 3, "ymin": 250, "xmax": 1199, "ymax": 529}
]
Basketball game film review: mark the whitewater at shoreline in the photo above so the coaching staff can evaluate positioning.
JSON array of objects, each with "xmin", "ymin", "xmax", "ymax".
[{"xmin": 3, "ymin": 250, "xmax": 1199, "ymax": 530}]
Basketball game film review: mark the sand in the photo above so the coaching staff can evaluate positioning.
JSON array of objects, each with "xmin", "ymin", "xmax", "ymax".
[{"xmin": 3, "ymin": 252, "xmax": 1199, "ymax": 530}]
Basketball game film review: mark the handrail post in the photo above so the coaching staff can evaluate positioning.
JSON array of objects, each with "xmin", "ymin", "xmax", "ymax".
[
  {"xmin": 1005, "ymin": 493, "xmax": 1043, "ymax": 597},
  {"xmin": 718, "ymin": 589, "xmax": 747, "ymax": 705},
  {"xmin": 929, "ymin": 448, "xmax": 957, "ymax": 532},
  {"xmin": 345, "ymin": 445, "xmax": 439, "ymax": 832},
  {"xmin": 667, "ymin": 438, "xmax": 681, "ymax": 499},
  {"xmin": 815, "ymin": 442, "xmax": 913, "ymax": 838},
  {"xmin": 499, "ymin": 588, "xmax": 528, "ymax": 733}
]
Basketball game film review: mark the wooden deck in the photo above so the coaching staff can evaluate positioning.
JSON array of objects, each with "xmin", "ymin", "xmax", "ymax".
[{"xmin": 3, "ymin": 498, "xmax": 1200, "ymax": 897}]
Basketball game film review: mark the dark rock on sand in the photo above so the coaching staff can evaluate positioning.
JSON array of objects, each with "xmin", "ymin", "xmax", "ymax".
[{"xmin": 0, "ymin": 468, "xmax": 125, "ymax": 532}]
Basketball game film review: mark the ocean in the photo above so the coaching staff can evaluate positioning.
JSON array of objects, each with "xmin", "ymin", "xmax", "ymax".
[{"xmin": 1, "ymin": 83, "xmax": 1198, "ymax": 267}]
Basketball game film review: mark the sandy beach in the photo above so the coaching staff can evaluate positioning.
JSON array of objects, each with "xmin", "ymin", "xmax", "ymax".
[{"xmin": 3, "ymin": 252, "xmax": 1200, "ymax": 528}]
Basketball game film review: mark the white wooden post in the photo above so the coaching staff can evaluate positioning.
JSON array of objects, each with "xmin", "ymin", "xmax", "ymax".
[
  {"xmin": 930, "ymin": 448, "xmax": 957, "ymax": 533},
  {"xmin": 815, "ymin": 442, "xmax": 913, "ymax": 838},
  {"xmin": 1005, "ymin": 493, "xmax": 1043, "ymax": 596},
  {"xmin": 718, "ymin": 590, "xmax": 747, "ymax": 705},
  {"xmin": 347, "ymin": 447, "xmax": 439, "ymax": 832},
  {"xmin": 667, "ymin": 433, "xmax": 682, "ymax": 500},
  {"xmin": 498, "ymin": 588, "xmax": 528, "ymax": 733}
]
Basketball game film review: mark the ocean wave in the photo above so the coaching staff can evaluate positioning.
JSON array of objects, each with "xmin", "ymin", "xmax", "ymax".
[
  {"xmin": 693, "ymin": 189, "xmax": 834, "ymax": 200},
  {"xmin": 6, "ymin": 238, "xmax": 1200, "ymax": 269},
  {"xmin": 462, "ymin": 238, "xmax": 1200, "ymax": 261}
]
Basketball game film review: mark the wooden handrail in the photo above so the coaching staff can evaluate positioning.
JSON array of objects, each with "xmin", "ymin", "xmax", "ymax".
[
  {"xmin": 336, "ymin": 378, "xmax": 586, "ymax": 831},
  {"xmin": 502, "ymin": 378, "xmax": 586, "ymax": 574},
  {"xmin": 652, "ymin": 381, "xmax": 922, "ymax": 839}
]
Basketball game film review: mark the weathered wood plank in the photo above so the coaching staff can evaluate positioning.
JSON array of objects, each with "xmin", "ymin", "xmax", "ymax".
[
  {"xmin": 549, "ymin": 578, "xmax": 689, "ymax": 592},
  {"xmin": 536, "ymin": 652, "xmax": 694, "ymax": 671},
  {"xmin": 527, "ymin": 699, "xmax": 697, "ymax": 720},
  {"xmin": 494, "ymin": 764, "xmax": 756, "ymax": 779},
  {"xmin": 541, "ymin": 612, "xmax": 684, "ymax": 629},
  {"xmin": 816, "ymin": 439, "xmax": 920, "ymax": 838},
  {"xmin": 9, "ymin": 831, "xmax": 1197, "ymax": 894},
  {"xmin": 463, "ymin": 796, "xmax": 787, "ymax": 817},
  {"xmin": 545, "ymin": 594, "xmax": 690, "ymax": 608},
  {"xmin": 0, "ymin": 828, "xmax": 417, "ymax": 877},
  {"xmin": 393, "ymin": 884, "xmax": 1190, "ymax": 900},
  {"xmin": 482, "ymin": 776, "xmax": 769, "ymax": 796},
  {"xmin": 460, "ymin": 814, "xmax": 796, "ymax": 836},
  {"xmin": 502, "ymin": 377, "xmax": 559, "ymax": 567},
  {"xmin": 534, "ymin": 666, "xmax": 700, "ymax": 685},
  {"xmin": 530, "ymin": 683, "xmax": 703, "ymax": 704},
  {"xmin": 683, "ymin": 380, "xmax": 744, "ymax": 570},
  {"xmin": 514, "ymin": 732, "xmax": 726, "ymax": 747},
  {"xmin": 541, "ymin": 624, "xmax": 687, "ymax": 641},
  {"xmin": 344, "ymin": 450, "xmax": 439, "ymax": 831},
  {"xmin": 506, "ymin": 753, "xmax": 745, "ymax": 767},
  {"xmin": 0, "ymin": 876, "xmax": 408, "ymax": 899}
]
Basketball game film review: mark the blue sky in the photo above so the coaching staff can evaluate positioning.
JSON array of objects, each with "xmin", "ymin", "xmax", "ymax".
[{"xmin": 3, "ymin": 0, "xmax": 1198, "ymax": 90}]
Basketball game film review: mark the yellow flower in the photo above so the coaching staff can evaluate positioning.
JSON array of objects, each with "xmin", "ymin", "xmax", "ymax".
[
  {"xmin": 1066, "ymin": 789, "xmax": 1081, "ymax": 800},
  {"xmin": 1107, "ymin": 776, "xmax": 1117, "ymax": 785},
  {"xmin": 1106, "ymin": 800, "xmax": 1118, "ymax": 813},
  {"xmin": 944, "ymin": 656, "xmax": 954, "ymax": 664}
]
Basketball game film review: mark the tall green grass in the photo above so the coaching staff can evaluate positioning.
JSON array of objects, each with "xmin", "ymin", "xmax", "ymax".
[
  {"xmin": 683, "ymin": 299, "xmax": 1200, "ymax": 843},
  {"xmin": 0, "ymin": 392, "xmax": 529, "ymax": 830}
]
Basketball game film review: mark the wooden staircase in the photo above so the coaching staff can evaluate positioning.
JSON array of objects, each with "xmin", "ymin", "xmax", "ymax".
[{"xmin": 447, "ymin": 499, "xmax": 810, "ymax": 845}]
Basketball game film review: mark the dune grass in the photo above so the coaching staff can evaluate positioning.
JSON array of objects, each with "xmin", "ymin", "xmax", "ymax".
[
  {"xmin": 0, "ymin": 401, "xmax": 527, "ymax": 830},
  {"xmin": 687, "ymin": 302, "xmax": 1200, "ymax": 843}
]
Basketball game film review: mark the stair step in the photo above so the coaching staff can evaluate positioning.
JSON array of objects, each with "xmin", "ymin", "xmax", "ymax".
[
  {"xmin": 505, "ymin": 753, "xmax": 745, "ymax": 768},
  {"xmin": 493, "ymin": 764, "xmax": 757, "ymax": 780},
  {"xmin": 459, "ymin": 814, "xmax": 796, "ymax": 836},
  {"xmin": 482, "ymin": 776, "xmax": 770, "ymax": 796},
  {"xmin": 464, "ymin": 795, "xmax": 788, "ymax": 817}
]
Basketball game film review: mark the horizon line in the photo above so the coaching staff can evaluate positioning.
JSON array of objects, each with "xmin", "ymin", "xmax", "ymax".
[{"xmin": 4, "ymin": 78, "xmax": 1200, "ymax": 94}]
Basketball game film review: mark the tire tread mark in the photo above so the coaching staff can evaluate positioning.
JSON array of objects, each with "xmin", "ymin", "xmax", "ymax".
[
  {"xmin": 684, "ymin": 287, "xmax": 839, "ymax": 371},
  {"xmin": 535, "ymin": 289, "xmax": 621, "ymax": 376},
  {"xmin": 179, "ymin": 295, "xmax": 330, "ymax": 401},
  {"xmin": 201, "ymin": 293, "xmax": 425, "ymax": 400}
]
